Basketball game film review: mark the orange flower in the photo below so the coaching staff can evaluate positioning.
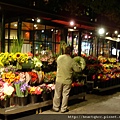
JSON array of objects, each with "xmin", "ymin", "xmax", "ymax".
[
  {"xmin": 16, "ymin": 75, "xmax": 20, "ymax": 80},
  {"xmin": 5, "ymin": 72, "xmax": 12, "ymax": 79},
  {"xmin": 9, "ymin": 79, "xmax": 14, "ymax": 83},
  {"xmin": 10, "ymin": 73, "xmax": 15, "ymax": 79},
  {"xmin": 14, "ymin": 75, "xmax": 20, "ymax": 82}
]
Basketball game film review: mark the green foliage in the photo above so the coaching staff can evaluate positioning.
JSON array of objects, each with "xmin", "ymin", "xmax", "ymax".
[{"xmin": 11, "ymin": 39, "xmax": 24, "ymax": 53}]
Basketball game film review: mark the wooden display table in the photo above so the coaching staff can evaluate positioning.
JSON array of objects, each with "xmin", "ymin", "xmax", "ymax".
[{"xmin": 0, "ymin": 92, "xmax": 86, "ymax": 120}]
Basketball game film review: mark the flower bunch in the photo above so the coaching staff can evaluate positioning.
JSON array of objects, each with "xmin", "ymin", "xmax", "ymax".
[
  {"xmin": 0, "ymin": 52, "xmax": 29, "ymax": 67},
  {"xmin": 84, "ymin": 55, "xmax": 100, "ymax": 64},
  {"xmin": 40, "ymin": 83, "xmax": 52, "ymax": 94},
  {"xmin": 32, "ymin": 57, "xmax": 42, "ymax": 68},
  {"xmin": 28, "ymin": 86, "xmax": 43, "ymax": 95},
  {"xmin": 1, "ymin": 71, "xmax": 20, "ymax": 84},
  {"xmin": 0, "ymin": 52, "xmax": 12, "ymax": 66},
  {"xmin": 15, "ymin": 52, "xmax": 28, "ymax": 64},
  {"xmin": 14, "ymin": 72, "xmax": 28, "ymax": 97},
  {"xmin": 0, "ymin": 81, "xmax": 14, "ymax": 100},
  {"xmin": 44, "ymin": 72, "xmax": 56, "ymax": 83},
  {"xmin": 47, "ymin": 84, "xmax": 55, "ymax": 90},
  {"xmin": 72, "ymin": 81, "xmax": 84, "ymax": 87},
  {"xmin": 28, "ymin": 71, "xmax": 38, "ymax": 84}
]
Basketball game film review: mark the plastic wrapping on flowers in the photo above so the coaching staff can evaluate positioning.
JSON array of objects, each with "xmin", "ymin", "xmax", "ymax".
[
  {"xmin": 14, "ymin": 72, "xmax": 29, "ymax": 97},
  {"xmin": 73, "ymin": 56, "xmax": 86, "ymax": 81}
]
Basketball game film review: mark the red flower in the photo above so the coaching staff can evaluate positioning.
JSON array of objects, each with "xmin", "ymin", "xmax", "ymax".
[{"xmin": 28, "ymin": 72, "xmax": 38, "ymax": 84}]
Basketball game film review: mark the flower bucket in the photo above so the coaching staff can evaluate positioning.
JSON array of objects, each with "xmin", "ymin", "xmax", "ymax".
[
  {"xmin": 51, "ymin": 90, "xmax": 54, "ymax": 99},
  {"xmin": 18, "ymin": 97, "xmax": 28, "ymax": 106},
  {"xmin": 42, "ymin": 93, "xmax": 50, "ymax": 101},
  {"xmin": 29, "ymin": 94, "xmax": 38, "ymax": 104},
  {"xmin": 0, "ymin": 98, "xmax": 10, "ymax": 108},
  {"xmin": 10, "ymin": 96, "xmax": 18, "ymax": 106},
  {"xmin": 70, "ymin": 87, "xmax": 74, "ymax": 96}
]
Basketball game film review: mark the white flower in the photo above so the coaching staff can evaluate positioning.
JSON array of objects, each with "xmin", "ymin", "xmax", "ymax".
[
  {"xmin": 3, "ymin": 83, "xmax": 14, "ymax": 96},
  {"xmin": 35, "ymin": 61, "xmax": 42, "ymax": 67},
  {"xmin": 33, "ymin": 57, "xmax": 38, "ymax": 63}
]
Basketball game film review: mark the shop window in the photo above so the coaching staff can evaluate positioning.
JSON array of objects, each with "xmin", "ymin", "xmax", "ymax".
[{"xmin": 23, "ymin": 31, "xmax": 30, "ymax": 40}]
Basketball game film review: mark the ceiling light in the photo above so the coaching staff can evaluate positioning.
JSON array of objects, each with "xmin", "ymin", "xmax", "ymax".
[
  {"xmin": 114, "ymin": 30, "xmax": 118, "ymax": 34},
  {"xmin": 14, "ymin": 24, "xmax": 17, "ymax": 27},
  {"xmin": 118, "ymin": 34, "xmax": 120, "ymax": 38},
  {"xmin": 106, "ymin": 32, "xmax": 109, "ymax": 35},
  {"xmin": 32, "ymin": 19, "xmax": 34, "ymax": 21},
  {"xmin": 98, "ymin": 28, "xmax": 105, "ymax": 35},
  {"xmin": 74, "ymin": 26, "xmax": 77, "ymax": 29},
  {"xmin": 34, "ymin": 24, "xmax": 37, "ymax": 27},
  {"xmin": 42, "ymin": 30, "xmax": 44, "ymax": 33},
  {"xmin": 85, "ymin": 35, "xmax": 88, "ymax": 39},
  {"xmin": 70, "ymin": 20, "xmax": 75, "ymax": 26},
  {"xmin": 51, "ymin": 29, "xmax": 53, "ymax": 31},
  {"xmin": 37, "ymin": 18, "xmax": 41, "ymax": 23}
]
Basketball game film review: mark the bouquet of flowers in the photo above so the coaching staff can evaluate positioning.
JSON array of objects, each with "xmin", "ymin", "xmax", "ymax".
[
  {"xmin": 27, "ymin": 71, "xmax": 38, "ymax": 85},
  {"xmin": 0, "ymin": 81, "xmax": 14, "ymax": 100},
  {"xmin": 14, "ymin": 72, "xmax": 29, "ymax": 97},
  {"xmin": 0, "ymin": 52, "xmax": 29, "ymax": 68},
  {"xmin": 28, "ymin": 86, "xmax": 43, "ymax": 95},
  {"xmin": 44, "ymin": 72, "xmax": 56, "ymax": 83},
  {"xmin": 32, "ymin": 57, "xmax": 42, "ymax": 70},
  {"xmin": 0, "ymin": 52, "xmax": 13, "ymax": 67},
  {"xmin": 40, "ymin": 83, "xmax": 52, "ymax": 94},
  {"xmin": 0, "ymin": 66, "xmax": 20, "ymax": 84},
  {"xmin": 47, "ymin": 84, "xmax": 55, "ymax": 91}
]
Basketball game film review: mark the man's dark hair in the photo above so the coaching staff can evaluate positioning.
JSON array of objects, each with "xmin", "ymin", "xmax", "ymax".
[{"xmin": 65, "ymin": 46, "xmax": 72, "ymax": 54}]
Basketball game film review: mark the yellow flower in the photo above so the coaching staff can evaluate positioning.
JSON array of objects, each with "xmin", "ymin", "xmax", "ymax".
[
  {"xmin": 5, "ymin": 72, "xmax": 12, "ymax": 79},
  {"xmin": 30, "ymin": 87, "xmax": 36, "ymax": 92},
  {"xmin": 9, "ymin": 79, "xmax": 14, "ymax": 83},
  {"xmin": 8, "ymin": 53, "xmax": 14, "ymax": 62},
  {"xmin": 10, "ymin": 73, "xmax": 15, "ymax": 79},
  {"xmin": 15, "ymin": 52, "xmax": 21, "ymax": 59},
  {"xmin": 2, "ymin": 73, "xmax": 6, "ymax": 79},
  {"xmin": 12, "ymin": 54, "xmax": 17, "ymax": 61},
  {"xmin": 0, "ymin": 61, "xmax": 4, "ymax": 66}
]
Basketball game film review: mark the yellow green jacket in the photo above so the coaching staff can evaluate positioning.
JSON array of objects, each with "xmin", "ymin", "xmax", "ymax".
[{"xmin": 56, "ymin": 54, "xmax": 82, "ymax": 84}]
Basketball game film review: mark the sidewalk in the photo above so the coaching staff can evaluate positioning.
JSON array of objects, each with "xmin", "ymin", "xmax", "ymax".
[{"xmin": 41, "ymin": 89, "xmax": 120, "ymax": 114}]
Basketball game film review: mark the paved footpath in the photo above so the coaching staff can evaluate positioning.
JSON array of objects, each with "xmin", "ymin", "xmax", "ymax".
[{"xmin": 41, "ymin": 90, "xmax": 120, "ymax": 114}]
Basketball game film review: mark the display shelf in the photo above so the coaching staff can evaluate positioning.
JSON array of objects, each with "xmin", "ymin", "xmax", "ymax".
[
  {"xmin": 93, "ymin": 84, "xmax": 120, "ymax": 92},
  {"xmin": 0, "ymin": 92, "xmax": 86, "ymax": 120}
]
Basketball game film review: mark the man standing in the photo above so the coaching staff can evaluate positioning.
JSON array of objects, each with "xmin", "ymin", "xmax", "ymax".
[{"xmin": 52, "ymin": 46, "xmax": 83, "ymax": 113}]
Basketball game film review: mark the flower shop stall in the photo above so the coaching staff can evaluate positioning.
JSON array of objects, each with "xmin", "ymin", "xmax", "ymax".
[
  {"xmin": 93, "ymin": 56, "xmax": 120, "ymax": 92},
  {"xmin": 0, "ymin": 51, "xmax": 87, "ymax": 120},
  {"xmin": 83, "ymin": 54, "xmax": 120, "ymax": 92}
]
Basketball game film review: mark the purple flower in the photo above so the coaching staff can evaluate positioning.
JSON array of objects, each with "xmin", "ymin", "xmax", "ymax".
[{"xmin": 20, "ymin": 83, "xmax": 28, "ymax": 92}]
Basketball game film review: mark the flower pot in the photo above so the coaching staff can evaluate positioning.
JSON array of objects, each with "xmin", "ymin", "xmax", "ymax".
[
  {"xmin": 18, "ymin": 97, "xmax": 28, "ymax": 106},
  {"xmin": 51, "ymin": 90, "xmax": 54, "ymax": 99},
  {"xmin": 29, "ymin": 94, "xmax": 38, "ymax": 104},
  {"xmin": 42, "ymin": 93, "xmax": 50, "ymax": 101},
  {"xmin": 10, "ymin": 96, "xmax": 18, "ymax": 106},
  {"xmin": 70, "ymin": 87, "xmax": 74, "ymax": 96},
  {"xmin": 0, "ymin": 98, "xmax": 10, "ymax": 108}
]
